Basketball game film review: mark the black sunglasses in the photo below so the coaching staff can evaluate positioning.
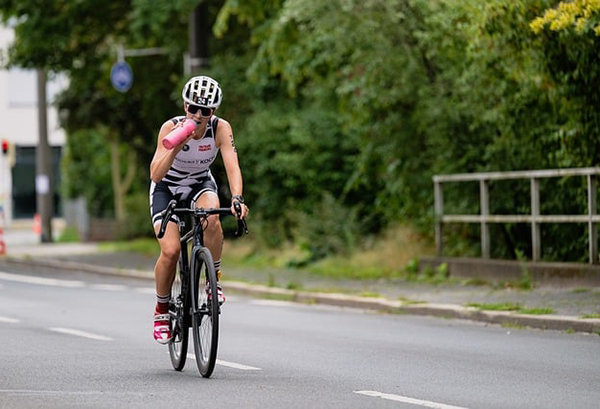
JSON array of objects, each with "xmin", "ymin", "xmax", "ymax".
[{"xmin": 186, "ymin": 103, "xmax": 213, "ymax": 117}]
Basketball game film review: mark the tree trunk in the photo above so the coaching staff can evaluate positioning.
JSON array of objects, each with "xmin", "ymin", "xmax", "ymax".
[{"xmin": 109, "ymin": 138, "xmax": 136, "ymax": 222}]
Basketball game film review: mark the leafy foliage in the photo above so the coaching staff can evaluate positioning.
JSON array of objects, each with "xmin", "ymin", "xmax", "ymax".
[
  {"xmin": 60, "ymin": 129, "xmax": 113, "ymax": 218},
  {"xmin": 0, "ymin": 0, "xmax": 190, "ymax": 221},
  {"xmin": 2, "ymin": 0, "xmax": 599, "ymax": 262}
]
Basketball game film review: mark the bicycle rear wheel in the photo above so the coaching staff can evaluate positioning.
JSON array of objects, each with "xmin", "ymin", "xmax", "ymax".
[
  {"xmin": 191, "ymin": 247, "xmax": 219, "ymax": 378},
  {"xmin": 168, "ymin": 263, "xmax": 189, "ymax": 371}
]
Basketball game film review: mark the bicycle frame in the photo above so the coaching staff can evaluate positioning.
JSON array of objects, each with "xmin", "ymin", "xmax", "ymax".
[
  {"xmin": 171, "ymin": 209, "xmax": 218, "ymax": 329},
  {"xmin": 175, "ymin": 212, "xmax": 208, "ymax": 327},
  {"xmin": 158, "ymin": 199, "xmax": 248, "ymax": 377}
]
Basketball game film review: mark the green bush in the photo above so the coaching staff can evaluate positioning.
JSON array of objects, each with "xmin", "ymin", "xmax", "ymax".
[
  {"xmin": 291, "ymin": 193, "xmax": 360, "ymax": 262},
  {"xmin": 61, "ymin": 129, "xmax": 113, "ymax": 218},
  {"xmin": 120, "ymin": 191, "xmax": 154, "ymax": 239}
]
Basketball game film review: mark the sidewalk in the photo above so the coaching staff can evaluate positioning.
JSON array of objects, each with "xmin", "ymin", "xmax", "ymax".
[{"xmin": 1, "ymin": 226, "xmax": 599, "ymax": 334}]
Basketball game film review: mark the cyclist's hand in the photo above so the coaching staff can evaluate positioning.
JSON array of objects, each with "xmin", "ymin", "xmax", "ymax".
[{"xmin": 231, "ymin": 196, "xmax": 249, "ymax": 220}]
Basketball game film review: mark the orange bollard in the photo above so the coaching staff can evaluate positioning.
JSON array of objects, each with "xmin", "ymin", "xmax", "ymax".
[
  {"xmin": 33, "ymin": 214, "xmax": 42, "ymax": 235},
  {"xmin": 0, "ymin": 227, "xmax": 4, "ymax": 255}
]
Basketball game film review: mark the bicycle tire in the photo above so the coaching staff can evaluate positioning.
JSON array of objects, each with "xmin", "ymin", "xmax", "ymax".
[
  {"xmin": 191, "ymin": 247, "xmax": 219, "ymax": 378},
  {"xmin": 168, "ymin": 262, "xmax": 189, "ymax": 371}
]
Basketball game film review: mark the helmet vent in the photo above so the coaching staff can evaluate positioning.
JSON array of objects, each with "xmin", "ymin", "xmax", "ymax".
[{"xmin": 182, "ymin": 75, "xmax": 223, "ymax": 109}]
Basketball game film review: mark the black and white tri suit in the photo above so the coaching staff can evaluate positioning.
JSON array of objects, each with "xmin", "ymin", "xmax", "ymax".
[{"xmin": 150, "ymin": 115, "xmax": 220, "ymax": 227}]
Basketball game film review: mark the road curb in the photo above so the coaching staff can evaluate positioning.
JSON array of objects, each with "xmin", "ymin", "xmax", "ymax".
[{"xmin": 2, "ymin": 256, "xmax": 599, "ymax": 334}]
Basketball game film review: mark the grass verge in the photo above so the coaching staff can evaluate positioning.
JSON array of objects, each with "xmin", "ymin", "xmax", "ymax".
[
  {"xmin": 222, "ymin": 224, "xmax": 436, "ymax": 281},
  {"xmin": 467, "ymin": 302, "xmax": 555, "ymax": 315},
  {"xmin": 98, "ymin": 238, "xmax": 159, "ymax": 255}
]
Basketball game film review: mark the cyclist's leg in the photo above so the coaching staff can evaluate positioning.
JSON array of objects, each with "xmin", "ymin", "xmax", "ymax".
[
  {"xmin": 189, "ymin": 176, "xmax": 223, "ymax": 270},
  {"xmin": 153, "ymin": 222, "xmax": 180, "ymax": 301},
  {"xmin": 194, "ymin": 191, "xmax": 223, "ymax": 262},
  {"xmin": 151, "ymin": 182, "xmax": 182, "ymax": 303},
  {"xmin": 150, "ymin": 181, "xmax": 181, "ymax": 343},
  {"xmin": 190, "ymin": 177, "xmax": 225, "ymax": 303}
]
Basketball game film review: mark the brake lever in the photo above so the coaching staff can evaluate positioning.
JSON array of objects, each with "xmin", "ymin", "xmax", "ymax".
[
  {"xmin": 237, "ymin": 219, "xmax": 249, "ymax": 236},
  {"xmin": 233, "ymin": 201, "xmax": 249, "ymax": 237},
  {"xmin": 157, "ymin": 200, "xmax": 177, "ymax": 239}
]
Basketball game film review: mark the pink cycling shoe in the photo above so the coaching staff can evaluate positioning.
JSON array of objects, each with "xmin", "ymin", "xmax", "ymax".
[{"xmin": 153, "ymin": 312, "xmax": 172, "ymax": 344}]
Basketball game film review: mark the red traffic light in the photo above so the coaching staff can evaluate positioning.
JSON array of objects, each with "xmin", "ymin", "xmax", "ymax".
[{"xmin": 1, "ymin": 139, "xmax": 8, "ymax": 155}]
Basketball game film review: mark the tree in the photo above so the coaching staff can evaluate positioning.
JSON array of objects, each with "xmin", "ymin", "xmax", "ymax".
[
  {"xmin": 530, "ymin": 0, "xmax": 600, "ymax": 167},
  {"xmin": 216, "ymin": 0, "xmax": 463, "ymax": 230},
  {"xmin": 0, "ymin": 0, "xmax": 194, "ymax": 222}
]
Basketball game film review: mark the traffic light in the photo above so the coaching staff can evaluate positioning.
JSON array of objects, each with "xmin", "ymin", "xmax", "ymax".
[{"xmin": 1, "ymin": 139, "xmax": 15, "ymax": 167}]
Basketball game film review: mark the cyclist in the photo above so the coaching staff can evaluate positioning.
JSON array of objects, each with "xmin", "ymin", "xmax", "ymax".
[{"xmin": 149, "ymin": 75, "xmax": 249, "ymax": 344}]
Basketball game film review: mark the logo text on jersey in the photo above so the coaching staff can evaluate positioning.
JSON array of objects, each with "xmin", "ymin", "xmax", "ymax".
[{"xmin": 198, "ymin": 145, "xmax": 211, "ymax": 152}]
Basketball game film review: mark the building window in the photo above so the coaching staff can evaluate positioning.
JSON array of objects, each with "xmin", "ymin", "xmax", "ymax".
[{"xmin": 11, "ymin": 146, "xmax": 62, "ymax": 218}]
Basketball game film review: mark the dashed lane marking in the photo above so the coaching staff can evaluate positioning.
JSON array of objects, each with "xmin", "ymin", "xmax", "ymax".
[
  {"xmin": 353, "ymin": 390, "xmax": 469, "ymax": 409},
  {"xmin": 185, "ymin": 353, "xmax": 262, "ymax": 370},
  {"xmin": 250, "ymin": 299, "xmax": 295, "ymax": 307},
  {"xmin": 0, "ymin": 271, "xmax": 148, "ymax": 293},
  {"xmin": 135, "ymin": 287, "xmax": 156, "ymax": 294},
  {"xmin": 48, "ymin": 327, "xmax": 113, "ymax": 341},
  {"xmin": 217, "ymin": 359, "xmax": 262, "ymax": 371},
  {"xmin": 0, "ymin": 316, "xmax": 20, "ymax": 323},
  {"xmin": 0, "ymin": 390, "xmax": 104, "ymax": 396},
  {"xmin": 0, "ymin": 272, "xmax": 85, "ymax": 288},
  {"xmin": 90, "ymin": 284, "xmax": 128, "ymax": 291}
]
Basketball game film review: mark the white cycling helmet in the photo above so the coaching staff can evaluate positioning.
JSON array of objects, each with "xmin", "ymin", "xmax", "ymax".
[{"xmin": 181, "ymin": 75, "xmax": 223, "ymax": 109}]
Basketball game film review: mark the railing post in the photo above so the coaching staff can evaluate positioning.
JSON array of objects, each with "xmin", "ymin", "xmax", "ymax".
[
  {"xmin": 434, "ymin": 180, "xmax": 444, "ymax": 257},
  {"xmin": 480, "ymin": 179, "xmax": 490, "ymax": 258},
  {"xmin": 531, "ymin": 178, "xmax": 541, "ymax": 261},
  {"xmin": 588, "ymin": 175, "xmax": 597, "ymax": 264}
]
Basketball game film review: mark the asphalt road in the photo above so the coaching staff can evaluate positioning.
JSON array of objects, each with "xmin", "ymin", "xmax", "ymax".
[{"xmin": 0, "ymin": 264, "xmax": 599, "ymax": 409}]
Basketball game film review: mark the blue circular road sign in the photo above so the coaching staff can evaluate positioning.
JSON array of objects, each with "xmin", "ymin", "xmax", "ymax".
[{"xmin": 110, "ymin": 61, "xmax": 133, "ymax": 92}]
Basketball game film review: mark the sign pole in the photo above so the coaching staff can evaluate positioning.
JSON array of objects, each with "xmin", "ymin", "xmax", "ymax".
[{"xmin": 36, "ymin": 68, "xmax": 53, "ymax": 243}]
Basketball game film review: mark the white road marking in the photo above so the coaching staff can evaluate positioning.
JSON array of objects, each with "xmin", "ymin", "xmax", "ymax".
[
  {"xmin": 0, "ymin": 389, "xmax": 103, "ymax": 396},
  {"xmin": 217, "ymin": 359, "xmax": 262, "ymax": 371},
  {"xmin": 0, "ymin": 272, "xmax": 85, "ymax": 288},
  {"xmin": 250, "ymin": 299, "xmax": 295, "ymax": 307},
  {"xmin": 135, "ymin": 287, "xmax": 156, "ymax": 294},
  {"xmin": 0, "ymin": 316, "xmax": 20, "ymax": 323},
  {"xmin": 354, "ymin": 390, "xmax": 469, "ymax": 409},
  {"xmin": 48, "ymin": 327, "xmax": 113, "ymax": 341},
  {"xmin": 185, "ymin": 353, "xmax": 261, "ymax": 370},
  {"xmin": 90, "ymin": 284, "xmax": 127, "ymax": 291}
]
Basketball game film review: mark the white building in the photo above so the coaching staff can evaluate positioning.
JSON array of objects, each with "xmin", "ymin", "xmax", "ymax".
[{"xmin": 0, "ymin": 24, "xmax": 67, "ymax": 226}]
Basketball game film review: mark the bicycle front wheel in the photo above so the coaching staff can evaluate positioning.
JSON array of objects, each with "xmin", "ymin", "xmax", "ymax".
[
  {"xmin": 168, "ymin": 263, "xmax": 189, "ymax": 371},
  {"xmin": 191, "ymin": 247, "xmax": 219, "ymax": 378}
]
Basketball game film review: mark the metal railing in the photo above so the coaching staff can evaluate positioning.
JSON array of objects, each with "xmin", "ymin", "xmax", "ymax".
[{"xmin": 433, "ymin": 167, "xmax": 600, "ymax": 264}]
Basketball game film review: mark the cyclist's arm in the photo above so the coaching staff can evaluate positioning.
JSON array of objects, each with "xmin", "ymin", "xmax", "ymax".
[
  {"xmin": 150, "ymin": 120, "xmax": 187, "ymax": 183},
  {"xmin": 215, "ymin": 119, "xmax": 247, "ymax": 217}
]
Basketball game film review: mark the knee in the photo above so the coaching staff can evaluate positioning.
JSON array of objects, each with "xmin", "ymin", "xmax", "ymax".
[
  {"xmin": 206, "ymin": 216, "xmax": 223, "ymax": 236},
  {"xmin": 160, "ymin": 243, "xmax": 180, "ymax": 265}
]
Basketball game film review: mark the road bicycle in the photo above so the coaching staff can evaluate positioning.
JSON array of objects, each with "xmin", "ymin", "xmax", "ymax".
[{"xmin": 157, "ymin": 199, "xmax": 248, "ymax": 378}]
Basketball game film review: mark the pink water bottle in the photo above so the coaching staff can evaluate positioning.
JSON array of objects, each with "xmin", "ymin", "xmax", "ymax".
[{"xmin": 162, "ymin": 119, "xmax": 197, "ymax": 149}]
